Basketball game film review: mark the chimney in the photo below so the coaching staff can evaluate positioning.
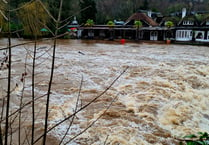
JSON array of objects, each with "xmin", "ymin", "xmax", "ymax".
[
  {"xmin": 147, "ymin": 10, "xmax": 152, "ymax": 17},
  {"xmin": 182, "ymin": 8, "xmax": 186, "ymax": 18}
]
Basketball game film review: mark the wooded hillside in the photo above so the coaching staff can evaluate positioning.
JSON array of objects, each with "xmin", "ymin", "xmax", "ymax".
[{"xmin": 4, "ymin": 0, "xmax": 209, "ymax": 25}]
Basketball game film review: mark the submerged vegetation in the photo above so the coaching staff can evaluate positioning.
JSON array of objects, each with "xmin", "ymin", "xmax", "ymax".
[{"xmin": 179, "ymin": 132, "xmax": 209, "ymax": 145}]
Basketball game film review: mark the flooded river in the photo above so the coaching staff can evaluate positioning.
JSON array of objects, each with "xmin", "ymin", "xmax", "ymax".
[{"xmin": 0, "ymin": 39, "xmax": 209, "ymax": 145}]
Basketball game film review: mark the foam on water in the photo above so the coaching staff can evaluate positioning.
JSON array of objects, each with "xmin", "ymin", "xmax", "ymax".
[{"xmin": 1, "ymin": 39, "xmax": 209, "ymax": 144}]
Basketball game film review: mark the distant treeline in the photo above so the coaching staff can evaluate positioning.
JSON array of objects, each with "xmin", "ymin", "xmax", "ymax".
[
  {"xmin": 1, "ymin": 0, "xmax": 209, "ymax": 38},
  {"xmin": 8, "ymin": 0, "xmax": 209, "ymax": 24}
]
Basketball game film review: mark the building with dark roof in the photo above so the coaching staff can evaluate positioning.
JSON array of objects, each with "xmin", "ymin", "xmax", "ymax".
[{"xmin": 125, "ymin": 12, "xmax": 159, "ymax": 27}]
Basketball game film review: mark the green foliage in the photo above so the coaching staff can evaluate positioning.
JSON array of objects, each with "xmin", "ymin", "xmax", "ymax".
[
  {"xmin": 195, "ymin": 14, "xmax": 209, "ymax": 22},
  {"xmin": 179, "ymin": 132, "xmax": 209, "ymax": 145},
  {"xmin": 0, "ymin": 0, "xmax": 6, "ymax": 32},
  {"xmin": 0, "ymin": 16, "xmax": 5, "ymax": 32},
  {"xmin": 42, "ymin": 0, "xmax": 79, "ymax": 20},
  {"xmin": 165, "ymin": 21, "xmax": 174, "ymax": 28},
  {"xmin": 95, "ymin": 0, "xmax": 134, "ymax": 24},
  {"xmin": 17, "ymin": 1, "xmax": 49, "ymax": 37},
  {"xmin": 165, "ymin": 3, "xmax": 187, "ymax": 15},
  {"xmin": 107, "ymin": 20, "xmax": 114, "ymax": 27},
  {"xmin": 134, "ymin": 20, "xmax": 142, "ymax": 29},
  {"xmin": 1, "ymin": 22, "xmax": 22, "ymax": 33},
  {"xmin": 85, "ymin": 19, "xmax": 94, "ymax": 27},
  {"xmin": 10, "ymin": 0, "xmax": 28, "ymax": 9},
  {"xmin": 140, "ymin": 0, "xmax": 149, "ymax": 10},
  {"xmin": 80, "ymin": 0, "xmax": 97, "ymax": 24}
]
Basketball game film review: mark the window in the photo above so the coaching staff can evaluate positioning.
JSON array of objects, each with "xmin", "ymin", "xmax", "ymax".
[
  {"xmin": 206, "ymin": 21, "xmax": 209, "ymax": 25},
  {"xmin": 176, "ymin": 30, "xmax": 193, "ymax": 41},
  {"xmin": 195, "ymin": 31, "xmax": 204, "ymax": 39},
  {"xmin": 190, "ymin": 31, "xmax": 193, "ymax": 37},
  {"xmin": 196, "ymin": 32, "xmax": 203, "ymax": 39},
  {"xmin": 182, "ymin": 31, "xmax": 184, "ymax": 38},
  {"xmin": 183, "ymin": 21, "xmax": 194, "ymax": 25},
  {"xmin": 207, "ymin": 31, "xmax": 209, "ymax": 40}
]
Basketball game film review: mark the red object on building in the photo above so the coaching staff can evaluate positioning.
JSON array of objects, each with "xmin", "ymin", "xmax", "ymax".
[
  {"xmin": 68, "ymin": 27, "xmax": 77, "ymax": 32},
  {"xmin": 120, "ymin": 39, "xmax": 126, "ymax": 44}
]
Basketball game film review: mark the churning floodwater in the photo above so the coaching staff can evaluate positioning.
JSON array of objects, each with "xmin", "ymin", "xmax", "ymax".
[{"xmin": 0, "ymin": 39, "xmax": 209, "ymax": 145}]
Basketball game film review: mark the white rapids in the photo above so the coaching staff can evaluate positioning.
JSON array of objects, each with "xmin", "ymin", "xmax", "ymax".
[{"xmin": 0, "ymin": 39, "xmax": 209, "ymax": 145}]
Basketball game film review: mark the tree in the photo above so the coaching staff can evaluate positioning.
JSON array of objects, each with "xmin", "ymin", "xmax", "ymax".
[
  {"xmin": 0, "ymin": 1, "xmax": 6, "ymax": 32},
  {"xmin": 80, "ymin": 0, "xmax": 97, "ymax": 24},
  {"xmin": 0, "ymin": 1, "xmax": 128, "ymax": 145},
  {"xmin": 165, "ymin": 3, "xmax": 186, "ymax": 15},
  {"xmin": 85, "ymin": 18, "xmax": 94, "ymax": 27},
  {"xmin": 165, "ymin": 20, "xmax": 174, "ymax": 39},
  {"xmin": 140, "ymin": 0, "xmax": 149, "ymax": 10},
  {"xmin": 134, "ymin": 20, "xmax": 142, "ymax": 40},
  {"xmin": 44, "ymin": 0, "xmax": 78, "ymax": 20},
  {"xmin": 10, "ymin": 0, "xmax": 28, "ymax": 9},
  {"xmin": 107, "ymin": 20, "xmax": 115, "ymax": 40},
  {"xmin": 95, "ymin": 0, "xmax": 134, "ymax": 24},
  {"xmin": 107, "ymin": 20, "xmax": 114, "ymax": 27},
  {"xmin": 165, "ymin": 21, "xmax": 174, "ymax": 28},
  {"xmin": 17, "ymin": 1, "xmax": 49, "ymax": 37},
  {"xmin": 85, "ymin": 19, "xmax": 94, "ymax": 38}
]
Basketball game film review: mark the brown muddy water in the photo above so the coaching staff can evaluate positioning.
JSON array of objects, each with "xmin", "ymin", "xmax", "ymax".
[{"xmin": 0, "ymin": 39, "xmax": 209, "ymax": 145}]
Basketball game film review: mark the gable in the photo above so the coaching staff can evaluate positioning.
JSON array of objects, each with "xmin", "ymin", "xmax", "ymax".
[
  {"xmin": 125, "ymin": 12, "xmax": 158, "ymax": 27},
  {"xmin": 126, "ymin": 19, "xmax": 151, "ymax": 27},
  {"xmin": 177, "ymin": 14, "xmax": 199, "ymax": 26}
]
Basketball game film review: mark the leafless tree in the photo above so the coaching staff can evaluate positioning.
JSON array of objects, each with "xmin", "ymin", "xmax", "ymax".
[{"xmin": 0, "ymin": 0, "xmax": 128, "ymax": 145}]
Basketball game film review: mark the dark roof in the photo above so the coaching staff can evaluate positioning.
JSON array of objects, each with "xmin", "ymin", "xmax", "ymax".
[
  {"xmin": 125, "ymin": 12, "xmax": 159, "ymax": 27},
  {"xmin": 159, "ymin": 16, "xmax": 180, "ymax": 26},
  {"xmin": 200, "ymin": 15, "xmax": 209, "ymax": 25},
  {"xmin": 178, "ymin": 15, "xmax": 199, "ymax": 26}
]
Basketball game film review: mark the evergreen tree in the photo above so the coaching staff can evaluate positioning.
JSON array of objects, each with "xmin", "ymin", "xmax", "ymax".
[
  {"xmin": 140, "ymin": 0, "xmax": 149, "ymax": 10},
  {"xmin": 0, "ymin": 0, "xmax": 5, "ymax": 32},
  {"xmin": 10, "ymin": 0, "xmax": 28, "ymax": 9},
  {"xmin": 79, "ymin": 0, "xmax": 97, "ymax": 24}
]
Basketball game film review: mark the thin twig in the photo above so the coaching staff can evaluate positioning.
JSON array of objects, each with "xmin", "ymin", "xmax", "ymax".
[
  {"xmin": 0, "ymin": 10, "xmax": 8, "ymax": 21},
  {"xmin": 104, "ymin": 135, "xmax": 109, "ymax": 145},
  {"xmin": 0, "ymin": 32, "xmax": 69, "ymax": 51},
  {"xmin": 64, "ymin": 95, "xmax": 118, "ymax": 145},
  {"xmin": 5, "ymin": 1, "xmax": 12, "ymax": 144},
  {"xmin": 31, "ymin": 39, "xmax": 37, "ymax": 145},
  {"xmin": 1, "ymin": 94, "xmax": 47, "ymax": 122},
  {"xmin": 36, "ymin": 0, "xmax": 57, "ymax": 23},
  {"xmin": 42, "ymin": 0, "xmax": 63, "ymax": 144},
  {"xmin": 34, "ymin": 67, "xmax": 128, "ymax": 144},
  {"xmin": 18, "ymin": 55, "xmax": 28, "ymax": 145},
  {"xmin": 9, "ymin": 0, "xmax": 35, "ymax": 12},
  {"xmin": 58, "ymin": 5, "xmax": 92, "ymax": 30},
  {"xmin": 59, "ymin": 76, "xmax": 83, "ymax": 145}
]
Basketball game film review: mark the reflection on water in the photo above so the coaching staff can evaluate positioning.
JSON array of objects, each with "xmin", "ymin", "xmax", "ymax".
[{"xmin": 1, "ymin": 39, "xmax": 209, "ymax": 145}]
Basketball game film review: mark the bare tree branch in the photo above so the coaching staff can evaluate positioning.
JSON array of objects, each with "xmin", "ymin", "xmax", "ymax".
[
  {"xmin": 36, "ymin": 0, "xmax": 57, "ymax": 23},
  {"xmin": 59, "ymin": 76, "xmax": 83, "ymax": 145},
  {"xmin": 42, "ymin": 0, "xmax": 63, "ymax": 144},
  {"xmin": 34, "ymin": 66, "xmax": 128, "ymax": 144},
  {"xmin": 9, "ymin": 0, "xmax": 35, "ymax": 12},
  {"xmin": 0, "ymin": 32, "xmax": 69, "ymax": 51},
  {"xmin": 5, "ymin": 1, "xmax": 12, "ymax": 143},
  {"xmin": 64, "ymin": 95, "xmax": 118, "ymax": 145}
]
